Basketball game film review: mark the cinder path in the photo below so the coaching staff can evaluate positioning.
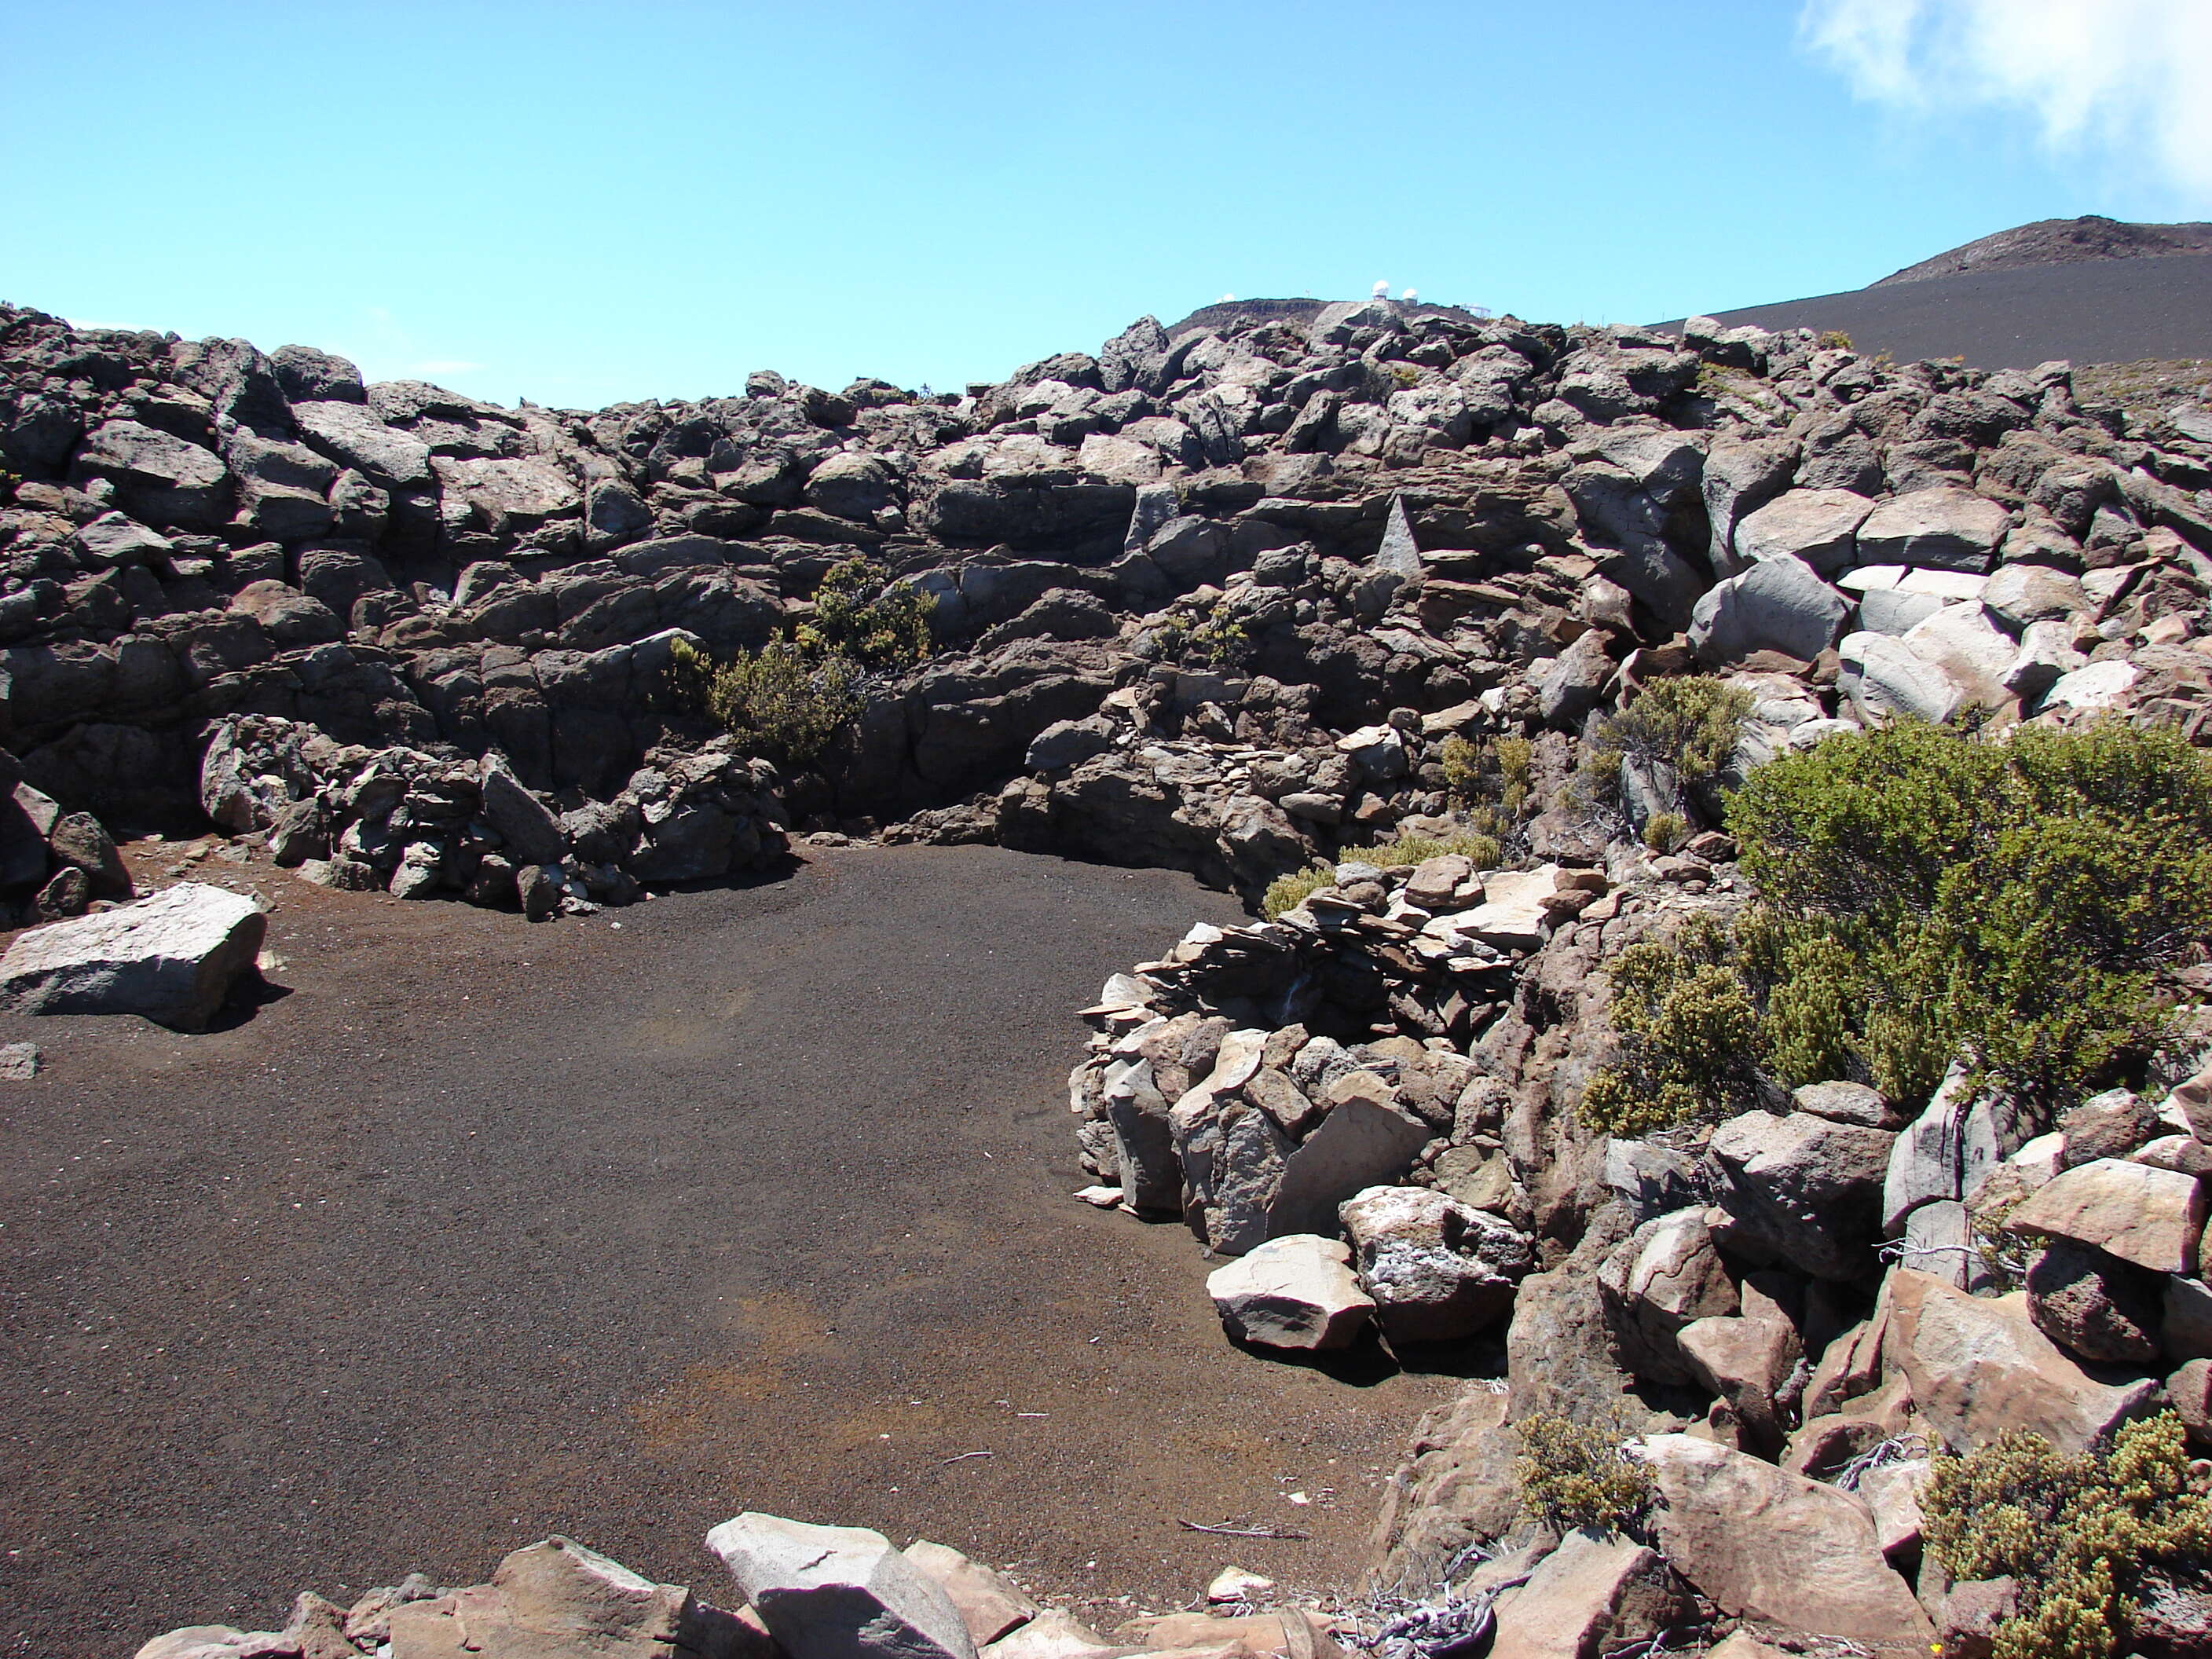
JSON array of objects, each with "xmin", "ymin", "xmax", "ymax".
[{"xmin": 0, "ymin": 844, "xmax": 1451, "ymax": 1658}]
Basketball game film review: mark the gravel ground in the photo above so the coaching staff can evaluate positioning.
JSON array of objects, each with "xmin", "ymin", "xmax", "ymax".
[
  {"xmin": 0, "ymin": 842, "xmax": 1454, "ymax": 1658},
  {"xmin": 1664, "ymin": 251, "xmax": 2212, "ymax": 369}
]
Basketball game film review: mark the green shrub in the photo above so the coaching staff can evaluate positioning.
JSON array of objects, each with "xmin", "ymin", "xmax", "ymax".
[
  {"xmin": 1442, "ymin": 734, "xmax": 1534, "ymax": 815},
  {"xmin": 670, "ymin": 638, "xmax": 862, "ymax": 767},
  {"xmin": 1577, "ymin": 914, "xmax": 1763, "ymax": 1135},
  {"xmin": 1262, "ymin": 864, "xmax": 1336, "ymax": 920},
  {"xmin": 1642, "ymin": 811, "xmax": 1687, "ymax": 853},
  {"xmin": 1606, "ymin": 677, "xmax": 1755, "ymax": 789},
  {"xmin": 1514, "ymin": 1413, "xmax": 1654, "ymax": 1537},
  {"xmin": 1728, "ymin": 719, "xmax": 2212, "ymax": 1108},
  {"xmin": 1816, "ymin": 329, "xmax": 1854, "ymax": 352},
  {"xmin": 1351, "ymin": 827, "xmax": 1503, "ymax": 870},
  {"xmin": 1921, "ymin": 1414, "xmax": 2212, "ymax": 1659},
  {"xmin": 797, "ymin": 557, "xmax": 934, "ymax": 672},
  {"xmin": 1258, "ymin": 826, "xmax": 1505, "ymax": 921},
  {"xmin": 1572, "ymin": 676, "xmax": 1751, "ymax": 824}
]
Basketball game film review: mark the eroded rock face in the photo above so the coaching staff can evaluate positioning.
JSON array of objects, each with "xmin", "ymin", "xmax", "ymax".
[
  {"xmin": 1639, "ymin": 1434, "xmax": 1935, "ymax": 1646},
  {"xmin": 1881, "ymin": 1269, "xmax": 2159, "ymax": 1452},
  {"xmin": 0, "ymin": 881, "xmax": 264, "ymax": 1029}
]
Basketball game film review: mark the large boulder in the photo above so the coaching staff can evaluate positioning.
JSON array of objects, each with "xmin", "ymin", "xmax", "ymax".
[
  {"xmin": 0, "ymin": 883, "xmax": 265, "ymax": 1030},
  {"xmin": 1339, "ymin": 1185, "xmax": 1534, "ymax": 1344},
  {"xmin": 74, "ymin": 419, "xmax": 233, "ymax": 528},
  {"xmin": 1881, "ymin": 1269, "xmax": 2158, "ymax": 1452},
  {"xmin": 1489, "ymin": 1528, "xmax": 1688, "ymax": 1659},
  {"xmin": 705, "ymin": 1513, "xmax": 976, "ymax": 1659},
  {"xmin": 386, "ymin": 1536, "xmax": 745, "ymax": 1659},
  {"xmin": 1206, "ymin": 1234, "xmax": 1374, "ymax": 1352},
  {"xmin": 1639, "ymin": 1434, "xmax": 1935, "ymax": 1646},
  {"xmin": 1855, "ymin": 487, "xmax": 2009, "ymax": 572},
  {"xmin": 1595, "ymin": 1208, "xmax": 1739, "ymax": 1386},
  {"xmin": 1688, "ymin": 555, "xmax": 1849, "ymax": 666},
  {"xmin": 1708, "ymin": 1110, "xmax": 1893, "ymax": 1280},
  {"xmin": 1730, "ymin": 488, "xmax": 1874, "ymax": 576},
  {"xmin": 2003, "ymin": 1157, "xmax": 2207, "ymax": 1276},
  {"xmin": 1264, "ymin": 1073, "xmax": 1429, "ymax": 1238},
  {"xmin": 902, "ymin": 1542, "xmax": 1038, "ymax": 1650},
  {"xmin": 1837, "ymin": 629, "xmax": 1965, "ymax": 723}
]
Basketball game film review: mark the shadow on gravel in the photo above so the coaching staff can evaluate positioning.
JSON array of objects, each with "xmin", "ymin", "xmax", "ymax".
[
  {"xmin": 1226, "ymin": 1329, "xmax": 1509, "ymax": 1387},
  {"xmin": 657, "ymin": 850, "xmax": 806, "ymax": 895},
  {"xmin": 206, "ymin": 973, "xmax": 293, "ymax": 1031}
]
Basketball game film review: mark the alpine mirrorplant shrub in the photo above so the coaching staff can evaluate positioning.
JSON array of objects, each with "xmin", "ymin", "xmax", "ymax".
[
  {"xmin": 669, "ymin": 638, "xmax": 862, "ymax": 767},
  {"xmin": 1920, "ymin": 1414, "xmax": 2212, "ymax": 1659},
  {"xmin": 1573, "ymin": 676, "xmax": 1752, "ymax": 822},
  {"xmin": 797, "ymin": 557, "xmax": 934, "ymax": 672},
  {"xmin": 1514, "ymin": 1413, "xmax": 1655, "ymax": 1537},
  {"xmin": 1728, "ymin": 718, "xmax": 2212, "ymax": 1108},
  {"xmin": 1262, "ymin": 864, "xmax": 1336, "ymax": 920},
  {"xmin": 1577, "ymin": 914, "xmax": 1763, "ymax": 1136}
]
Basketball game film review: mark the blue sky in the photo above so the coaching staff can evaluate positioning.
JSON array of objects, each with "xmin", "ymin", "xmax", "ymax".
[{"xmin": 4, "ymin": 1, "xmax": 2204, "ymax": 408}]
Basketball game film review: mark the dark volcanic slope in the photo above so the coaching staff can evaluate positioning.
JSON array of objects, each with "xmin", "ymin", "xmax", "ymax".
[
  {"xmin": 1669, "ymin": 252, "xmax": 2212, "ymax": 370},
  {"xmin": 1875, "ymin": 214, "xmax": 2212, "ymax": 284},
  {"xmin": 0, "ymin": 845, "xmax": 1449, "ymax": 1659}
]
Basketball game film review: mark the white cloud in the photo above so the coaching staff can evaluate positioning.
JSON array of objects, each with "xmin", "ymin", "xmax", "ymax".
[{"xmin": 1800, "ymin": 0, "xmax": 2212, "ymax": 207}]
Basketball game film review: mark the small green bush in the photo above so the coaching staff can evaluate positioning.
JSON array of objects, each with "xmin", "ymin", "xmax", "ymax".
[
  {"xmin": 1577, "ymin": 915, "xmax": 1763, "ymax": 1135},
  {"xmin": 1514, "ymin": 1413, "xmax": 1654, "ymax": 1537},
  {"xmin": 1607, "ymin": 677, "xmax": 1755, "ymax": 790},
  {"xmin": 1353, "ymin": 827, "xmax": 1503, "ymax": 870},
  {"xmin": 1816, "ymin": 329, "xmax": 1854, "ymax": 352},
  {"xmin": 1642, "ymin": 811, "xmax": 1687, "ymax": 853},
  {"xmin": 1442, "ymin": 734, "xmax": 1534, "ymax": 815},
  {"xmin": 1262, "ymin": 863, "xmax": 1336, "ymax": 920},
  {"xmin": 1921, "ymin": 1414, "xmax": 2212, "ymax": 1659},
  {"xmin": 671, "ymin": 638, "xmax": 862, "ymax": 767},
  {"xmin": 1258, "ymin": 826, "xmax": 1505, "ymax": 920},
  {"xmin": 797, "ymin": 557, "xmax": 934, "ymax": 673}
]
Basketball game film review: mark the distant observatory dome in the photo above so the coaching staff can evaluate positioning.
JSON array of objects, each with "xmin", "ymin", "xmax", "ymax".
[
  {"xmin": 1372, "ymin": 280, "xmax": 1390, "ymax": 299},
  {"xmin": 1401, "ymin": 287, "xmax": 1418, "ymax": 302}
]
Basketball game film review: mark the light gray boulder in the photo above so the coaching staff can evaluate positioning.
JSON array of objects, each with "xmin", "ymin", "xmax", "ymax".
[
  {"xmin": 1983, "ymin": 562, "xmax": 2088, "ymax": 630},
  {"xmin": 480, "ymin": 763, "xmax": 568, "ymax": 866},
  {"xmin": 1883, "ymin": 1064, "xmax": 2004, "ymax": 1232},
  {"xmin": 1689, "ymin": 555, "xmax": 1848, "ymax": 665},
  {"xmin": 1265, "ymin": 1072, "xmax": 1430, "ymax": 1238},
  {"xmin": 1856, "ymin": 487, "xmax": 2010, "ymax": 572},
  {"xmin": 1731, "ymin": 487, "xmax": 1873, "ymax": 576},
  {"xmin": 1900, "ymin": 602, "xmax": 2016, "ymax": 708},
  {"xmin": 1701, "ymin": 436, "xmax": 1799, "ymax": 575},
  {"xmin": 1340, "ymin": 1184, "xmax": 1534, "ymax": 1343},
  {"xmin": 1206, "ymin": 1233, "xmax": 1375, "ymax": 1351},
  {"xmin": 0, "ymin": 882, "xmax": 265, "ymax": 1031},
  {"xmin": 1837, "ymin": 630, "xmax": 1965, "ymax": 723},
  {"xmin": 2004, "ymin": 618, "xmax": 2089, "ymax": 701},
  {"xmin": 706, "ymin": 1513, "xmax": 977, "ymax": 1659}
]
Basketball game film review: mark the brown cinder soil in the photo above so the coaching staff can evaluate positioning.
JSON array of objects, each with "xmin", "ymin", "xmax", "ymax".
[{"xmin": 0, "ymin": 842, "xmax": 1452, "ymax": 1659}]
